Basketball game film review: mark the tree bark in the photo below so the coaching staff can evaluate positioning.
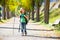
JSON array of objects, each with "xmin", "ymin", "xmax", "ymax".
[
  {"xmin": 6, "ymin": 5, "xmax": 10, "ymax": 19},
  {"xmin": 31, "ymin": 0, "xmax": 35, "ymax": 20},
  {"xmin": 2, "ymin": 5, "xmax": 6, "ymax": 20},
  {"xmin": 0, "ymin": 7, "xmax": 2, "ymax": 20},
  {"xmin": 29, "ymin": 12, "xmax": 30, "ymax": 20},
  {"xmin": 44, "ymin": 0, "xmax": 50, "ymax": 24},
  {"xmin": 0, "ymin": 13, "xmax": 1, "ymax": 20},
  {"xmin": 36, "ymin": 0, "xmax": 40, "ymax": 22},
  {"xmin": 2, "ymin": 0, "xmax": 6, "ymax": 20}
]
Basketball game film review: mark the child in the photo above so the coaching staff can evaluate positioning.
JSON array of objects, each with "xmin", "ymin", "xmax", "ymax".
[{"xmin": 20, "ymin": 8, "xmax": 28, "ymax": 36}]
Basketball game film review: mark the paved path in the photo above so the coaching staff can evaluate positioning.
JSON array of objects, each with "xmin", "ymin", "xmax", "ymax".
[{"xmin": 0, "ymin": 17, "xmax": 60, "ymax": 40}]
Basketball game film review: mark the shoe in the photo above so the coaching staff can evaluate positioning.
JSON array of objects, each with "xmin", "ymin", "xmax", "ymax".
[{"xmin": 25, "ymin": 33, "xmax": 27, "ymax": 36}]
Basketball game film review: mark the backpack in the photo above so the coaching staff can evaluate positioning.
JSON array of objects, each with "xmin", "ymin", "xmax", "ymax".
[
  {"xmin": 24, "ymin": 17, "xmax": 28, "ymax": 24},
  {"xmin": 24, "ymin": 12, "xmax": 28, "ymax": 24},
  {"xmin": 20, "ymin": 14, "xmax": 28, "ymax": 24}
]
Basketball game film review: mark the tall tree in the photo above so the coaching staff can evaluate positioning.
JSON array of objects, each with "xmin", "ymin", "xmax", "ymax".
[
  {"xmin": 35, "ymin": 0, "xmax": 43, "ymax": 22},
  {"xmin": 35, "ymin": 0, "xmax": 40, "ymax": 22},
  {"xmin": 5, "ymin": 0, "xmax": 10, "ymax": 19},
  {"xmin": 0, "ymin": 0, "xmax": 9, "ymax": 20},
  {"xmin": 0, "ymin": 7, "xmax": 2, "ymax": 20},
  {"xmin": 44, "ymin": 0, "xmax": 50, "ymax": 24},
  {"xmin": 7, "ymin": 0, "xmax": 19, "ymax": 17},
  {"xmin": 2, "ymin": 0, "xmax": 6, "ymax": 20},
  {"xmin": 6, "ymin": 5, "xmax": 10, "ymax": 19},
  {"xmin": 31, "ymin": 0, "xmax": 35, "ymax": 20},
  {"xmin": 29, "ymin": 12, "xmax": 30, "ymax": 19}
]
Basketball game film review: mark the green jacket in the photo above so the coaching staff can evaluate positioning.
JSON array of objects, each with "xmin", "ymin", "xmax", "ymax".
[{"xmin": 20, "ymin": 14, "xmax": 26, "ymax": 23}]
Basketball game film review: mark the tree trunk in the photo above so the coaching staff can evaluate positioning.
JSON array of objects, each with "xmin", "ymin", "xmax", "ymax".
[
  {"xmin": 0, "ymin": 13, "xmax": 1, "ymax": 21},
  {"xmin": 36, "ymin": 0, "xmax": 40, "ymax": 22},
  {"xmin": 0, "ymin": 12, "xmax": 1, "ymax": 21},
  {"xmin": 9, "ymin": 11, "xmax": 12, "ymax": 18},
  {"xmin": 2, "ymin": 5, "xmax": 6, "ymax": 20},
  {"xmin": 0, "ymin": 7, "xmax": 2, "ymax": 20},
  {"xmin": 6, "ymin": 6, "xmax": 10, "ymax": 19},
  {"xmin": 29, "ymin": 12, "xmax": 30, "ymax": 20},
  {"xmin": 11, "ymin": 11, "xmax": 15, "ymax": 17},
  {"xmin": 2, "ymin": 0, "xmax": 6, "ymax": 20},
  {"xmin": 44, "ymin": 0, "xmax": 50, "ymax": 24},
  {"xmin": 31, "ymin": 9, "xmax": 34, "ymax": 20},
  {"xmin": 31, "ymin": 0, "xmax": 35, "ymax": 20}
]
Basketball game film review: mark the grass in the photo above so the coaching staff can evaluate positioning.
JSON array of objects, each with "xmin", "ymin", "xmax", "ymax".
[
  {"xmin": 49, "ymin": 8, "xmax": 60, "ymax": 23},
  {"xmin": 0, "ymin": 20, "xmax": 8, "ymax": 24},
  {"xmin": 0, "ymin": 18, "xmax": 11, "ymax": 24},
  {"xmin": 49, "ymin": 8, "xmax": 60, "ymax": 31},
  {"xmin": 49, "ymin": 15, "xmax": 60, "ymax": 23}
]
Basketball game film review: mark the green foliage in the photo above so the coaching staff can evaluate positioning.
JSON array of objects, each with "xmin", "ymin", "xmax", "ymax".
[
  {"xmin": 49, "ymin": 8, "xmax": 60, "ymax": 31},
  {"xmin": 0, "ymin": 0, "xmax": 4, "ymax": 5},
  {"xmin": 49, "ymin": 8, "xmax": 60, "ymax": 23},
  {"xmin": 0, "ymin": 0, "xmax": 18, "ymax": 11},
  {"xmin": 35, "ymin": 0, "xmax": 43, "ymax": 6},
  {"xmin": 0, "ymin": 0, "xmax": 8, "ymax": 5},
  {"xmin": 8, "ymin": 0, "xmax": 18, "ymax": 11},
  {"xmin": 50, "ymin": 8, "xmax": 60, "ymax": 18},
  {"xmin": 20, "ymin": 0, "xmax": 32, "ymax": 11}
]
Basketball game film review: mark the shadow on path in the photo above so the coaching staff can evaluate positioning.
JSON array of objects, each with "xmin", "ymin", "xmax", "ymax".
[
  {"xmin": 26, "ymin": 35, "xmax": 60, "ymax": 39},
  {"xmin": 0, "ymin": 27, "xmax": 53, "ymax": 31}
]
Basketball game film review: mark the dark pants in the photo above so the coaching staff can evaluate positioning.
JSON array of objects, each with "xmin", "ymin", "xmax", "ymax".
[{"xmin": 20, "ymin": 22, "xmax": 27, "ymax": 34}]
